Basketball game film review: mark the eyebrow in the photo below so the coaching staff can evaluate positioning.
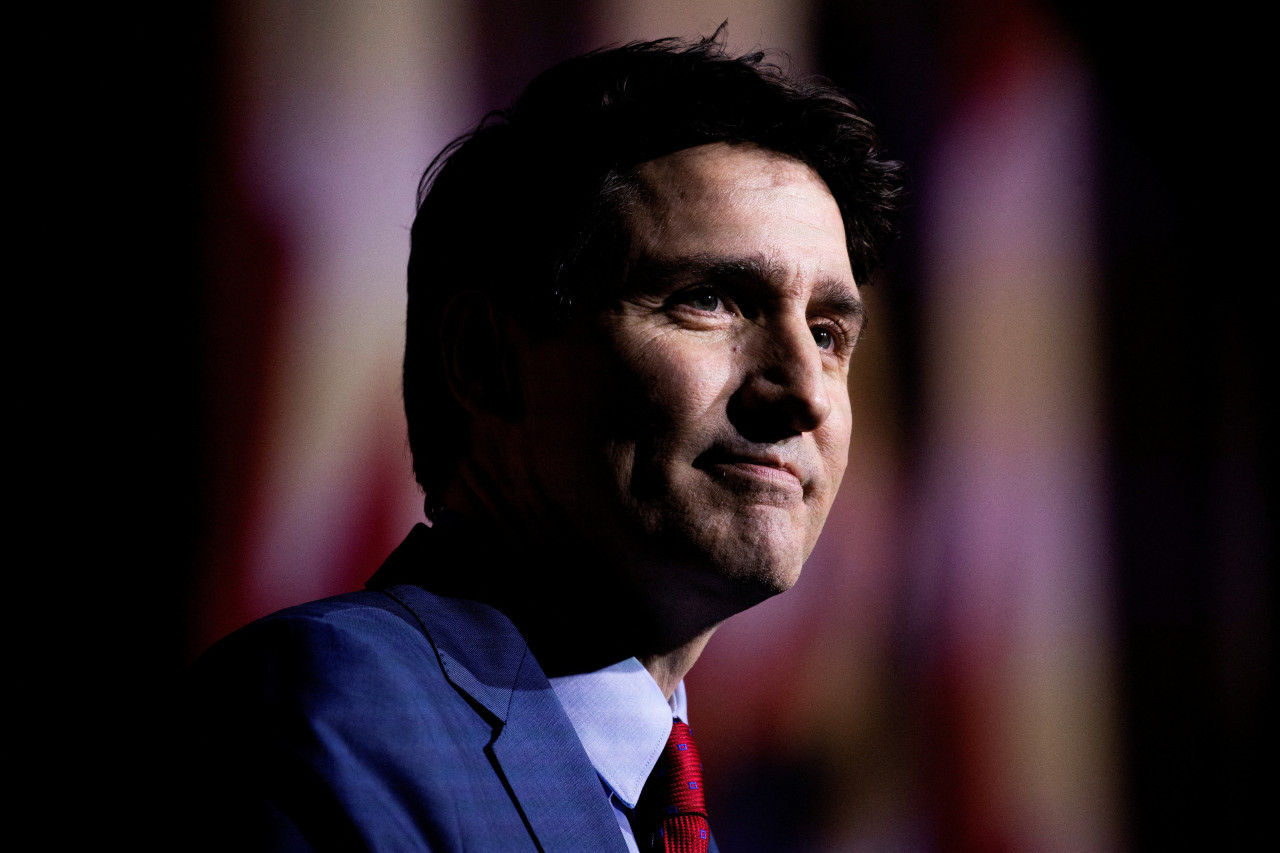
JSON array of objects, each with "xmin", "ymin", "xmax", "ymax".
[
  {"xmin": 628, "ymin": 252, "xmax": 865, "ymax": 324},
  {"xmin": 811, "ymin": 277, "xmax": 866, "ymax": 331}
]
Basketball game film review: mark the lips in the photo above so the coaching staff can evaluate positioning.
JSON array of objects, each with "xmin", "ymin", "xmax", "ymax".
[{"xmin": 693, "ymin": 444, "xmax": 806, "ymax": 491}]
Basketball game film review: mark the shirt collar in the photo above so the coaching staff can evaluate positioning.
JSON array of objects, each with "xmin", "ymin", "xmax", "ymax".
[{"xmin": 549, "ymin": 657, "xmax": 686, "ymax": 809}]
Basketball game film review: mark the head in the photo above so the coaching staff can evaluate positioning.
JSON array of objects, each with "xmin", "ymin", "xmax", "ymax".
[{"xmin": 404, "ymin": 33, "xmax": 902, "ymax": 622}]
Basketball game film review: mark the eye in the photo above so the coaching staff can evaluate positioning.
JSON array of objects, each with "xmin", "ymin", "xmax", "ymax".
[
  {"xmin": 811, "ymin": 326, "xmax": 835, "ymax": 350},
  {"xmin": 681, "ymin": 288, "xmax": 722, "ymax": 312}
]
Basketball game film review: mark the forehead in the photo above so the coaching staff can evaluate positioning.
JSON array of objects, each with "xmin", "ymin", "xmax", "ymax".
[{"xmin": 624, "ymin": 143, "xmax": 855, "ymax": 294}]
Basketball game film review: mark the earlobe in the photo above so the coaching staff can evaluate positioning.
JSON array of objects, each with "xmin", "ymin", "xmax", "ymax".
[{"xmin": 440, "ymin": 291, "xmax": 522, "ymax": 419}]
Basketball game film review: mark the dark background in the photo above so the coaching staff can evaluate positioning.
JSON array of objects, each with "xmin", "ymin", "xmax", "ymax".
[{"xmin": 53, "ymin": 2, "xmax": 1269, "ymax": 850}]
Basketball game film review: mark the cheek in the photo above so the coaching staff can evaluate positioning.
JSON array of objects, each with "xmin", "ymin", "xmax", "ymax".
[
  {"xmin": 619, "ymin": 336, "xmax": 736, "ymax": 435},
  {"xmin": 817, "ymin": 393, "xmax": 853, "ymax": 481}
]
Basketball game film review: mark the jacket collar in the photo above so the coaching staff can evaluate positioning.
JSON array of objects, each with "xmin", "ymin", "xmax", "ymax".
[{"xmin": 370, "ymin": 524, "xmax": 630, "ymax": 852}]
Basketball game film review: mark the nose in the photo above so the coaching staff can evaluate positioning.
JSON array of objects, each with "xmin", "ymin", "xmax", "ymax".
[{"xmin": 729, "ymin": 318, "xmax": 833, "ymax": 442}]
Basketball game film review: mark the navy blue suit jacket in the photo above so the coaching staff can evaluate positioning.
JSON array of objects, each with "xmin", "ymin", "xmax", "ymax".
[{"xmin": 187, "ymin": 525, "xmax": 636, "ymax": 851}]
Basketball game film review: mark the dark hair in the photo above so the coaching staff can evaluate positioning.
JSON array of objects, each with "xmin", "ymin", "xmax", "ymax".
[{"xmin": 405, "ymin": 31, "xmax": 903, "ymax": 511}]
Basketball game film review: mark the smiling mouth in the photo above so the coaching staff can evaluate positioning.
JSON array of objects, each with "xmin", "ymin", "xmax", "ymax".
[{"xmin": 694, "ymin": 447, "xmax": 805, "ymax": 492}]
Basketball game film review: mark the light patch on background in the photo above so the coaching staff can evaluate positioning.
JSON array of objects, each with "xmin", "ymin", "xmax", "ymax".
[
  {"xmin": 226, "ymin": 0, "xmax": 475, "ymax": 617},
  {"xmin": 915, "ymin": 30, "xmax": 1121, "ymax": 853}
]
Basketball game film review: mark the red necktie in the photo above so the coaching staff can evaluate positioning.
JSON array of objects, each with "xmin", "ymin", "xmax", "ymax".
[{"xmin": 638, "ymin": 721, "xmax": 710, "ymax": 853}]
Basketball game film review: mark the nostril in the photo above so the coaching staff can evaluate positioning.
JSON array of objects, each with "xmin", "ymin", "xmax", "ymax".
[{"xmin": 727, "ymin": 370, "xmax": 829, "ymax": 442}]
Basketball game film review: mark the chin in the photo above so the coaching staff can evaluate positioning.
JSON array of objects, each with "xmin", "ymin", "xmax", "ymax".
[
  {"xmin": 701, "ymin": 537, "xmax": 808, "ymax": 607},
  {"xmin": 626, "ymin": 496, "xmax": 815, "ymax": 611},
  {"xmin": 748, "ymin": 554, "xmax": 805, "ymax": 596}
]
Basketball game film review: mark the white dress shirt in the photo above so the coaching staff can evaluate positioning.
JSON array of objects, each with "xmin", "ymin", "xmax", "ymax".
[{"xmin": 549, "ymin": 658, "xmax": 687, "ymax": 853}]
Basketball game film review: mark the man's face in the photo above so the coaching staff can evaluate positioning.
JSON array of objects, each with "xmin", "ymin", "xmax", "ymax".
[{"xmin": 511, "ymin": 143, "xmax": 860, "ymax": 617}]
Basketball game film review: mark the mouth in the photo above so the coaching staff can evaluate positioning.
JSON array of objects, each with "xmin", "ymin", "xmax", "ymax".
[{"xmin": 693, "ymin": 445, "xmax": 805, "ymax": 492}]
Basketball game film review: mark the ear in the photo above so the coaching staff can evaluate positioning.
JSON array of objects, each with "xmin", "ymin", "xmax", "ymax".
[{"xmin": 439, "ymin": 290, "xmax": 522, "ymax": 419}]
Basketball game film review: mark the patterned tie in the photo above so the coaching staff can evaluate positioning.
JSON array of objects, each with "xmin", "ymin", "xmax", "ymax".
[{"xmin": 638, "ymin": 721, "xmax": 710, "ymax": 853}]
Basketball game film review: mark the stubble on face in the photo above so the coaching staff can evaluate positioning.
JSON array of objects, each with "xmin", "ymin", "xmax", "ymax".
[
  {"xmin": 582, "ymin": 143, "xmax": 859, "ymax": 609},
  {"xmin": 495, "ymin": 142, "xmax": 859, "ymax": 638}
]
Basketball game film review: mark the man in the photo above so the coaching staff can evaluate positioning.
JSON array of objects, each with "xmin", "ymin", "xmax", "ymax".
[{"xmin": 187, "ymin": 32, "xmax": 901, "ymax": 852}]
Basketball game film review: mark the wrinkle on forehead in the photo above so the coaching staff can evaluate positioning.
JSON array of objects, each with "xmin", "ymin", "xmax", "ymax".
[
  {"xmin": 634, "ymin": 144, "xmax": 830, "ymax": 230},
  {"xmin": 624, "ymin": 144, "xmax": 854, "ymax": 294}
]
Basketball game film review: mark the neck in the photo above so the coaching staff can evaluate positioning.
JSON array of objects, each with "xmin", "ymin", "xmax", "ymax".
[
  {"xmin": 464, "ymin": 534, "xmax": 721, "ymax": 683},
  {"xmin": 434, "ymin": 476, "xmax": 728, "ymax": 684},
  {"xmin": 638, "ymin": 628, "xmax": 718, "ymax": 700}
]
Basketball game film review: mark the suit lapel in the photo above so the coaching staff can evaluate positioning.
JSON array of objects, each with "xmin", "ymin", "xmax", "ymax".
[
  {"xmin": 491, "ymin": 649, "xmax": 630, "ymax": 852},
  {"xmin": 382, "ymin": 582, "xmax": 525, "ymax": 721},
  {"xmin": 378, "ymin": 574, "xmax": 627, "ymax": 853}
]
